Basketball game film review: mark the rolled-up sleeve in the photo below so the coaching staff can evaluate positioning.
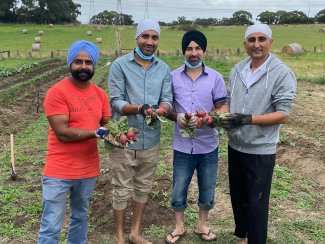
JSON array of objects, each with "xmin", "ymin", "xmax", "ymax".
[
  {"xmin": 108, "ymin": 61, "xmax": 128, "ymax": 114},
  {"xmin": 159, "ymin": 68, "xmax": 173, "ymax": 108}
]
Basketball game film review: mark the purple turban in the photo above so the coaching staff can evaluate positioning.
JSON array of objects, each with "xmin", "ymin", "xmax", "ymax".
[{"xmin": 67, "ymin": 40, "xmax": 99, "ymax": 67}]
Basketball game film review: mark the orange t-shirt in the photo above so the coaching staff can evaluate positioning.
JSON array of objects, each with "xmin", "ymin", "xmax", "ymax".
[{"xmin": 43, "ymin": 77, "xmax": 111, "ymax": 179}]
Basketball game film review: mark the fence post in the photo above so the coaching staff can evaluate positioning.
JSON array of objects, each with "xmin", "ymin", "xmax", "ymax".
[
  {"xmin": 314, "ymin": 46, "xmax": 317, "ymax": 53},
  {"xmin": 51, "ymin": 51, "xmax": 54, "ymax": 58},
  {"xmin": 237, "ymin": 48, "xmax": 240, "ymax": 55},
  {"xmin": 36, "ymin": 91, "xmax": 40, "ymax": 113}
]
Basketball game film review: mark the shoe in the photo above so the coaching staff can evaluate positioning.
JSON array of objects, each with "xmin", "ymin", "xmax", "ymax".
[
  {"xmin": 165, "ymin": 230, "xmax": 186, "ymax": 244},
  {"xmin": 194, "ymin": 229, "xmax": 217, "ymax": 242}
]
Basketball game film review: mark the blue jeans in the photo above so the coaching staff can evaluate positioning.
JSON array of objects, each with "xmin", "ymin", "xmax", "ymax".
[
  {"xmin": 171, "ymin": 148, "xmax": 218, "ymax": 211},
  {"xmin": 38, "ymin": 176, "xmax": 97, "ymax": 244}
]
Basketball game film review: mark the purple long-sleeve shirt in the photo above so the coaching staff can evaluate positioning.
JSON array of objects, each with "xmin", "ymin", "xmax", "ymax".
[{"xmin": 171, "ymin": 64, "xmax": 227, "ymax": 154}]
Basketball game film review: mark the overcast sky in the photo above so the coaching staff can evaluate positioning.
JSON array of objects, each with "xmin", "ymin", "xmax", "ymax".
[{"xmin": 74, "ymin": 0, "xmax": 324, "ymax": 24}]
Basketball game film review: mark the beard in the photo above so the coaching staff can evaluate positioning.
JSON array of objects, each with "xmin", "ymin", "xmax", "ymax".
[
  {"xmin": 188, "ymin": 56, "xmax": 201, "ymax": 65},
  {"xmin": 70, "ymin": 68, "xmax": 94, "ymax": 82}
]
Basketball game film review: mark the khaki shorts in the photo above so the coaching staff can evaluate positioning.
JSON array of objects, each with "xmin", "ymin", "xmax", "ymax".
[{"xmin": 108, "ymin": 143, "xmax": 160, "ymax": 210}]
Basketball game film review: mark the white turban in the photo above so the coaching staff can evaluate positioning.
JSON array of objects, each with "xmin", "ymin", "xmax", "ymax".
[
  {"xmin": 244, "ymin": 24, "xmax": 272, "ymax": 39},
  {"xmin": 135, "ymin": 19, "xmax": 160, "ymax": 38}
]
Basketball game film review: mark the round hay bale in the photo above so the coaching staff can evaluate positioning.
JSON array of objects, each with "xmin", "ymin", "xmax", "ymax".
[
  {"xmin": 96, "ymin": 37, "xmax": 103, "ymax": 43},
  {"xmin": 87, "ymin": 31, "xmax": 92, "ymax": 36},
  {"xmin": 22, "ymin": 29, "xmax": 28, "ymax": 34},
  {"xmin": 32, "ymin": 43, "xmax": 41, "ymax": 51},
  {"xmin": 48, "ymin": 24, "xmax": 53, "ymax": 28},
  {"xmin": 34, "ymin": 37, "xmax": 41, "ymax": 43},
  {"xmin": 282, "ymin": 43, "xmax": 304, "ymax": 56},
  {"xmin": 38, "ymin": 30, "xmax": 44, "ymax": 35}
]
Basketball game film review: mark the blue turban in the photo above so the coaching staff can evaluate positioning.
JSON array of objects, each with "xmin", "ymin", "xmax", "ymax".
[{"xmin": 67, "ymin": 40, "xmax": 99, "ymax": 67}]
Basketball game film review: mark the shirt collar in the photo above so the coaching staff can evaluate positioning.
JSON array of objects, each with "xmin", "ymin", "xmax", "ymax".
[{"xmin": 245, "ymin": 53, "xmax": 272, "ymax": 73}]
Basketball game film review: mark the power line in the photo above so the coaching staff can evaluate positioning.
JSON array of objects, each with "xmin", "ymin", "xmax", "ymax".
[
  {"xmin": 89, "ymin": 0, "xmax": 95, "ymax": 23},
  {"xmin": 144, "ymin": 0, "xmax": 149, "ymax": 19},
  {"xmin": 116, "ymin": 0, "xmax": 124, "ymax": 25}
]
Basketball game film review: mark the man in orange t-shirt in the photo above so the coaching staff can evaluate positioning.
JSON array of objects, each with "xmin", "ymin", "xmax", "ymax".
[{"xmin": 38, "ymin": 40, "xmax": 111, "ymax": 244}]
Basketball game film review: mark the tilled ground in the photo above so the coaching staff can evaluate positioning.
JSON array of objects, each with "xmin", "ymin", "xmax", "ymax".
[{"xmin": 0, "ymin": 59, "xmax": 69, "ymax": 154}]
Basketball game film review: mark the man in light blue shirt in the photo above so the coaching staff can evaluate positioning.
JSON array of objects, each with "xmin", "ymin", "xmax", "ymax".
[
  {"xmin": 108, "ymin": 19, "xmax": 172, "ymax": 244},
  {"xmin": 165, "ymin": 30, "xmax": 228, "ymax": 243}
]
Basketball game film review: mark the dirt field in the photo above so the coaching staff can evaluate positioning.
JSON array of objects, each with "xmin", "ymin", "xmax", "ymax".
[{"xmin": 0, "ymin": 59, "xmax": 324, "ymax": 243}]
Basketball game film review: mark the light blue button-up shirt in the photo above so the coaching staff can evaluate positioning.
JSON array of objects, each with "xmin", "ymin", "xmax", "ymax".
[
  {"xmin": 109, "ymin": 51, "xmax": 173, "ymax": 150},
  {"xmin": 171, "ymin": 64, "xmax": 227, "ymax": 154}
]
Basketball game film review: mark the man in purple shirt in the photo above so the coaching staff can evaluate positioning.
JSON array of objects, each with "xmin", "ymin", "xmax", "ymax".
[{"xmin": 165, "ymin": 30, "xmax": 228, "ymax": 243}]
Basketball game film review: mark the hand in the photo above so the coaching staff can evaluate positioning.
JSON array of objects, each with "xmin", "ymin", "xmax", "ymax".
[
  {"xmin": 219, "ymin": 113, "xmax": 252, "ymax": 130},
  {"xmin": 140, "ymin": 104, "xmax": 151, "ymax": 118},
  {"xmin": 95, "ymin": 127, "xmax": 109, "ymax": 139},
  {"xmin": 177, "ymin": 113, "xmax": 187, "ymax": 128},
  {"xmin": 188, "ymin": 116, "xmax": 198, "ymax": 129},
  {"xmin": 104, "ymin": 133, "xmax": 125, "ymax": 149}
]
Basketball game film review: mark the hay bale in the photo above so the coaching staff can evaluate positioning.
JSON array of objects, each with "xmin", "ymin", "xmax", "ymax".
[
  {"xmin": 32, "ymin": 43, "xmax": 41, "ymax": 51},
  {"xmin": 48, "ymin": 24, "xmax": 53, "ymax": 28},
  {"xmin": 96, "ymin": 37, "xmax": 103, "ymax": 43},
  {"xmin": 34, "ymin": 37, "xmax": 41, "ymax": 43},
  {"xmin": 282, "ymin": 43, "xmax": 304, "ymax": 56},
  {"xmin": 38, "ymin": 30, "xmax": 44, "ymax": 35},
  {"xmin": 87, "ymin": 31, "xmax": 92, "ymax": 36},
  {"xmin": 22, "ymin": 29, "xmax": 28, "ymax": 34}
]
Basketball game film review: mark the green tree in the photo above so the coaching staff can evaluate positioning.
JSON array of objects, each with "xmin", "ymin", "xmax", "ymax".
[
  {"xmin": 90, "ymin": 10, "xmax": 134, "ymax": 25},
  {"xmin": 232, "ymin": 10, "xmax": 253, "ymax": 25},
  {"xmin": 0, "ymin": 0, "xmax": 18, "ymax": 22},
  {"xmin": 257, "ymin": 11, "xmax": 276, "ymax": 24},
  {"xmin": 274, "ymin": 10, "xmax": 288, "ymax": 24},
  {"xmin": 315, "ymin": 9, "xmax": 325, "ymax": 23},
  {"xmin": 194, "ymin": 17, "xmax": 218, "ymax": 27}
]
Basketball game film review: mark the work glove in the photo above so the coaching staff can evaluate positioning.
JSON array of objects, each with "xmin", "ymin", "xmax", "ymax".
[
  {"xmin": 140, "ymin": 104, "xmax": 160, "ymax": 126},
  {"xmin": 188, "ymin": 115, "xmax": 198, "ymax": 129},
  {"xmin": 140, "ymin": 104, "xmax": 151, "ymax": 118},
  {"xmin": 103, "ymin": 133, "xmax": 125, "ymax": 149},
  {"xmin": 95, "ymin": 127, "xmax": 109, "ymax": 139},
  {"xmin": 177, "ymin": 113, "xmax": 187, "ymax": 128},
  {"xmin": 219, "ymin": 113, "xmax": 252, "ymax": 130}
]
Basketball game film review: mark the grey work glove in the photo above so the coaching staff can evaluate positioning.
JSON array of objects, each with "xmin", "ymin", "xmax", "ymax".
[
  {"xmin": 177, "ymin": 113, "xmax": 197, "ymax": 129},
  {"xmin": 219, "ymin": 113, "xmax": 252, "ymax": 130}
]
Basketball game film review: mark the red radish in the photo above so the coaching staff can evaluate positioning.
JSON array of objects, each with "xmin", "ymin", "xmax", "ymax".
[
  {"xmin": 157, "ymin": 108, "xmax": 165, "ymax": 116},
  {"xmin": 196, "ymin": 110, "xmax": 206, "ymax": 118},
  {"xmin": 207, "ymin": 116, "xmax": 214, "ymax": 125},
  {"xmin": 196, "ymin": 119, "xmax": 203, "ymax": 128},
  {"xmin": 127, "ymin": 131, "xmax": 135, "ymax": 140},
  {"xmin": 119, "ymin": 134, "xmax": 128, "ymax": 145},
  {"xmin": 185, "ymin": 112, "xmax": 192, "ymax": 120},
  {"xmin": 146, "ymin": 108, "xmax": 153, "ymax": 115}
]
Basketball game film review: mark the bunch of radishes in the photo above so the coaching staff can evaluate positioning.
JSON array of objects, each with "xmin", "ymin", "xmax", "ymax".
[
  {"xmin": 179, "ymin": 111, "xmax": 229, "ymax": 138},
  {"xmin": 104, "ymin": 116, "xmax": 138, "ymax": 148},
  {"xmin": 144, "ymin": 106, "xmax": 167, "ymax": 128}
]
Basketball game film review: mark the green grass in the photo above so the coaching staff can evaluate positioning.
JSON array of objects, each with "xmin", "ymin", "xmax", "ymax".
[{"xmin": 1, "ymin": 23, "xmax": 324, "ymax": 54}]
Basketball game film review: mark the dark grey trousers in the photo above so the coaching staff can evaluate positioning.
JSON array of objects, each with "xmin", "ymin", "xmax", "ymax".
[{"xmin": 228, "ymin": 146, "xmax": 275, "ymax": 244}]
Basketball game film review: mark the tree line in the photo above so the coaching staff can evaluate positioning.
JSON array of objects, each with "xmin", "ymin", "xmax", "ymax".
[{"xmin": 1, "ymin": 0, "xmax": 325, "ymax": 25}]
